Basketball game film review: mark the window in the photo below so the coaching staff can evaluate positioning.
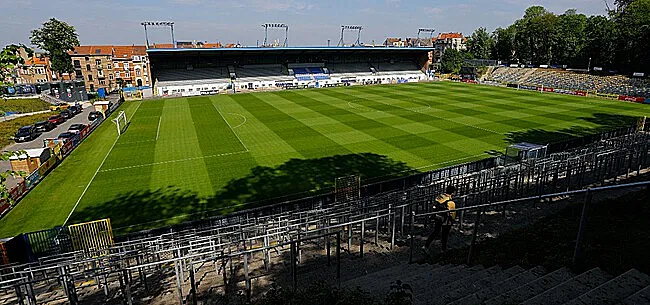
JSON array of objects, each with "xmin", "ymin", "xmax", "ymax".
[
  {"xmin": 86, "ymin": 64, "xmax": 91, "ymax": 71},
  {"xmin": 95, "ymin": 59, "xmax": 101, "ymax": 66},
  {"xmin": 107, "ymin": 64, "xmax": 112, "ymax": 69},
  {"xmin": 113, "ymin": 62, "xmax": 119, "ymax": 68},
  {"xmin": 123, "ymin": 62, "xmax": 129, "ymax": 69},
  {"xmin": 99, "ymin": 80, "xmax": 105, "ymax": 85},
  {"xmin": 133, "ymin": 56, "xmax": 140, "ymax": 61},
  {"xmin": 115, "ymin": 72, "xmax": 120, "ymax": 78},
  {"xmin": 85, "ymin": 56, "xmax": 89, "ymax": 61},
  {"xmin": 88, "ymin": 75, "xmax": 93, "ymax": 81},
  {"xmin": 73, "ymin": 60, "xmax": 81, "ymax": 68},
  {"xmin": 125, "ymin": 71, "xmax": 130, "ymax": 78},
  {"xmin": 135, "ymin": 69, "xmax": 141, "ymax": 76},
  {"xmin": 109, "ymin": 74, "xmax": 114, "ymax": 80},
  {"xmin": 75, "ymin": 70, "xmax": 83, "ymax": 78}
]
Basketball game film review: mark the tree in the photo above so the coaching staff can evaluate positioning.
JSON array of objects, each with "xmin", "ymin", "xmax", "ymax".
[
  {"xmin": 30, "ymin": 18, "xmax": 79, "ymax": 75},
  {"xmin": 552, "ymin": 9, "xmax": 587, "ymax": 66},
  {"xmin": 514, "ymin": 6, "xmax": 558, "ymax": 65},
  {"xmin": 466, "ymin": 27, "xmax": 494, "ymax": 59},
  {"xmin": 0, "ymin": 44, "xmax": 32, "ymax": 85},
  {"xmin": 492, "ymin": 26, "xmax": 517, "ymax": 62},
  {"xmin": 583, "ymin": 15, "xmax": 617, "ymax": 68},
  {"xmin": 440, "ymin": 48, "xmax": 465, "ymax": 74},
  {"xmin": 0, "ymin": 151, "xmax": 26, "ymax": 204},
  {"xmin": 613, "ymin": 0, "xmax": 650, "ymax": 72}
]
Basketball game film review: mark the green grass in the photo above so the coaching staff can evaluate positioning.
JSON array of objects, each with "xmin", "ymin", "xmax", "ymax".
[
  {"xmin": 0, "ymin": 98, "xmax": 51, "ymax": 113},
  {"xmin": 0, "ymin": 112, "xmax": 54, "ymax": 148},
  {"xmin": 0, "ymin": 81, "xmax": 648, "ymax": 237}
]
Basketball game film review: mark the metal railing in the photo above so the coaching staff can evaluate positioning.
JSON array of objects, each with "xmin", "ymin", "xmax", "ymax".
[{"xmin": 408, "ymin": 180, "xmax": 650, "ymax": 265}]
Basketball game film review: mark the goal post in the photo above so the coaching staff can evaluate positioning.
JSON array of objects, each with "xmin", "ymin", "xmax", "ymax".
[{"xmin": 112, "ymin": 111, "xmax": 129, "ymax": 135}]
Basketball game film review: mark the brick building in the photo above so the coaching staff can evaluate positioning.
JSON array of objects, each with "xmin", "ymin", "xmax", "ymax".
[{"xmin": 69, "ymin": 45, "xmax": 152, "ymax": 92}]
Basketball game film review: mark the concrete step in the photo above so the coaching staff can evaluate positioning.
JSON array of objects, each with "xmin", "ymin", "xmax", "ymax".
[
  {"xmin": 408, "ymin": 265, "xmax": 484, "ymax": 303},
  {"xmin": 564, "ymin": 269, "xmax": 650, "ymax": 305},
  {"xmin": 618, "ymin": 284, "xmax": 650, "ymax": 305},
  {"xmin": 414, "ymin": 265, "xmax": 498, "ymax": 305},
  {"xmin": 449, "ymin": 266, "xmax": 547, "ymax": 305},
  {"xmin": 437, "ymin": 265, "xmax": 526, "ymax": 305},
  {"xmin": 484, "ymin": 267, "xmax": 574, "ymax": 305},
  {"xmin": 343, "ymin": 263, "xmax": 452, "ymax": 296},
  {"xmin": 523, "ymin": 267, "xmax": 612, "ymax": 305}
]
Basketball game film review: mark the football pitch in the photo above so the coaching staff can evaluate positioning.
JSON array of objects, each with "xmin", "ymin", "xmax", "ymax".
[{"xmin": 1, "ymin": 81, "xmax": 647, "ymax": 236}]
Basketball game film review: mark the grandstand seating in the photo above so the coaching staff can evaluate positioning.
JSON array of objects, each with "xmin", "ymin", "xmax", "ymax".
[
  {"xmin": 375, "ymin": 62, "xmax": 420, "ymax": 73},
  {"xmin": 487, "ymin": 67, "xmax": 650, "ymax": 98},
  {"xmin": 236, "ymin": 64, "xmax": 283, "ymax": 78},
  {"xmin": 156, "ymin": 67, "xmax": 229, "ymax": 82}
]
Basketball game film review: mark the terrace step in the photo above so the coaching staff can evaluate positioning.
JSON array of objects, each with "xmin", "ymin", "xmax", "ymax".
[
  {"xmin": 483, "ymin": 267, "xmax": 575, "ymax": 305},
  {"xmin": 522, "ymin": 267, "xmax": 612, "ymax": 305},
  {"xmin": 619, "ymin": 284, "xmax": 650, "ymax": 305},
  {"xmin": 448, "ymin": 266, "xmax": 547, "ymax": 305},
  {"xmin": 433, "ymin": 265, "xmax": 526, "ymax": 305},
  {"xmin": 563, "ymin": 269, "xmax": 650, "ymax": 305}
]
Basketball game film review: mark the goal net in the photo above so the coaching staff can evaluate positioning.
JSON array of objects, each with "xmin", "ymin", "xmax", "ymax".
[{"xmin": 112, "ymin": 111, "xmax": 128, "ymax": 135}]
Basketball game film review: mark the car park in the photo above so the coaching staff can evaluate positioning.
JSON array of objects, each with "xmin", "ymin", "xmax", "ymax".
[
  {"xmin": 68, "ymin": 105, "xmax": 82, "ymax": 115},
  {"xmin": 48, "ymin": 114, "xmax": 65, "ymax": 125},
  {"xmin": 14, "ymin": 126, "xmax": 39, "ymax": 142},
  {"xmin": 34, "ymin": 121, "xmax": 55, "ymax": 132}
]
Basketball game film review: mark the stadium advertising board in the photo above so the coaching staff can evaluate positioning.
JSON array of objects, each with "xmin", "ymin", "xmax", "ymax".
[
  {"xmin": 575, "ymin": 91, "xmax": 587, "ymax": 96},
  {"xmin": 595, "ymin": 92, "xmax": 619, "ymax": 99},
  {"xmin": 542, "ymin": 87, "xmax": 554, "ymax": 92},
  {"xmin": 25, "ymin": 171, "xmax": 40, "ymax": 189},
  {"xmin": 618, "ymin": 95, "xmax": 645, "ymax": 103},
  {"xmin": 645, "ymin": 98, "xmax": 650, "ymax": 104}
]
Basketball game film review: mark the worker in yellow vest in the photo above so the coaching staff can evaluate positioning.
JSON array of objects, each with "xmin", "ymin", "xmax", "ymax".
[{"xmin": 424, "ymin": 185, "xmax": 457, "ymax": 253}]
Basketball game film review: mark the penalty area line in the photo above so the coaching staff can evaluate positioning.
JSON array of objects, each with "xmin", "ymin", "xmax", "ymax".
[
  {"xmin": 156, "ymin": 117, "xmax": 162, "ymax": 141},
  {"xmin": 63, "ymin": 133, "xmax": 121, "ymax": 226}
]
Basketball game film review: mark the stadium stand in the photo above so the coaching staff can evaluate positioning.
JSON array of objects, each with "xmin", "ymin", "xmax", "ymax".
[
  {"xmin": 488, "ymin": 67, "xmax": 650, "ymax": 98},
  {"xmin": 1, "ymin": 130, "xmax": 648, "ymax": 304},
  {"xmin": 235, "ymin": 64, "xmax": 283, "ymax": 78}
]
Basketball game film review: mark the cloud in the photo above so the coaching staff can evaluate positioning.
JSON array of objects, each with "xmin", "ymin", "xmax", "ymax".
[{"xmin": 423, "ymin": 7, "xmax": 443, "ymax": 15}]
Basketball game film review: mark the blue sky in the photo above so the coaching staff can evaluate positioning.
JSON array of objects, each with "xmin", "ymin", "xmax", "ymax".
[{"xmin": 1, "ymin": 0, "xmax": 609, "ymax": 48}]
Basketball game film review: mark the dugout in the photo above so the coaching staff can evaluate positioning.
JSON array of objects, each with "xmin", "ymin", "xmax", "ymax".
[{"xmin": 505, "ymin": 142, "xmax": 548, "ymax": 164}]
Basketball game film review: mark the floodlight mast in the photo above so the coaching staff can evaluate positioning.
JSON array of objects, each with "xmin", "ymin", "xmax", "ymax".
[
  {"xmin": 417, "ymin": 28, "xmax": 435, "ymax": 47},
  {"xmin": 141, "ymin": 21, "xmax": 176, "ymax": 48},
  {"xmin": 338, "ymin": 25, "xmax": 363, "ymax": 47},
  {"xmin": 262, "ymin": 23, "xmax": 289, "ymax": 47}
]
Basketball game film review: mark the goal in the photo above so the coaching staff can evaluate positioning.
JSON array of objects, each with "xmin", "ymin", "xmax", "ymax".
[{"xmin": 112, "ymin": 111, "xmax": 129, "ymax": 135}]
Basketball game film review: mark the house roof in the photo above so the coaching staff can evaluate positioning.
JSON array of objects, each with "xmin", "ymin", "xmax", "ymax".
[
  {"xmin": 25, "ymin": 57, "xmax": 48, "ymax": 66},
  {"xmin": 150, "ymin": 43, "xmax": 174, "ymax": 49},
  {"xmin": 113, "ymin": 45, "xmax": 147, "ymax": 58},
  {"xmin": 9, "ymin": 148, "xmax": 49, "ymax": 160},
  {"xmin": 69, "ymin": 46, "xmax": 114, "ymax": 56},
  {"xmin": 437, "ymin": 33, "xmax": 464, "ymax": 40},
  {"xmin": 384, "ymin": 38, "xmax": 402, "ymax": 43}
]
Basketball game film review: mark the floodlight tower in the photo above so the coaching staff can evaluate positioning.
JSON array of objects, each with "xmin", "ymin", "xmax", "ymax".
[
  {"xmin": 338, "ymin": 25, "xmax": 363, "ymax": 47},
  {"xmin": 262, "ymin": 23, "xmax": 289, "ymax": 47},
  {"xmin": 141, "ymin": 21, "xmax": 175, "ymax": 48},
  {"xmin": 417, "ymin": 28, "xmax": 435, "ymax": 47}
]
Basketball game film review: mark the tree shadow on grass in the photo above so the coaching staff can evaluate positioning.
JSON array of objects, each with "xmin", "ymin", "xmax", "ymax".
[
  {"xmin": 504, "ymin": 113, "xmax": 639, "ymax": 145},
  {"xmin": 68, "ymin": 153, "xmax": 415, "ymax": 232}
]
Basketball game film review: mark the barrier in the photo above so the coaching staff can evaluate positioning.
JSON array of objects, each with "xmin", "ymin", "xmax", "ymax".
[
  {"xmin": 575, "ymin": 90, "xmax": 587, "ymax": 96},
  {"xmin": 68, "ymin": 219, "xmax": 114, "ymax": 252},
  {"xmin": 645, "ymin": 98, "xmax": 650, "ymax": 104},
  {"xmin": 618, "ymin": 95, "xmax": 645, "ymax": 103}
]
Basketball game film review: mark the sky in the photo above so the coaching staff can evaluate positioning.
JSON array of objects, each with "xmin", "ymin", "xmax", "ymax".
[{"xmin": 1, "ymin": 0, "xmax": 611, "ymax": 48}]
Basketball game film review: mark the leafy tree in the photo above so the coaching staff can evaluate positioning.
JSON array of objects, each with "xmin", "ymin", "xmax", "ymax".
[
  {"xmin": 552, "ymin": 9, "xmax": 587, "ymax": 66},
  {"xmin": 583, "ymin": 15, "xmax": 617, "ymax": 68},
  {"xmin": 466, "ymin": 27, "xmax": 494, "ymax": 59},
  {"xmin": 613, "ymin": 0, "xmax": 650, "ymax": 72},
  {"xmin": 492, "ymin": 26, "xmax": 517, "ymax": 62},
  {"xmin": 0, "ymin": 44, "xmax": 32, "ymax": 85},
  {"xmin": 0, "ymin": 151, "xmax": 26, "ymax": 204},
  {"xmin": 514, "ymin": 6, "xmax": 558, "ymax": 65},
  {"xmin": 440, "ymin": 48, "xmax": 466, "ymax": 74},
  {"xmin": 30, "ymin": 18, "xmax": 79, "ymax": 75}
]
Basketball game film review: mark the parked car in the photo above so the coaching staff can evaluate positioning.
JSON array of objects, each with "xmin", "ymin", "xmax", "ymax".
[
  {"xmin": 49, "ymin": 103, "xmax": 70, "ymax": 111},
  {"xmin": 14, "ymin": 126, "xmax": 39, "ymax": 142},
  {"xmin": 57, "ymin": 132, "xmax": 76, "ymax": 143},
  {"xmin": 68, "ymin": 123, "xmax": 87, "ymax": 134},
  {"xmin": 88, "ymin": 111, "xmax": 103, "ymax": 121},
  {"xmin": 34, "ymin": 120, "xmax": 55, "ymax": 132},
  {"xmin": 68, "ymin": 105, "xmax": 82, "ymax": 115},
  {"xmin": 48, "ymin": 114, "xmax": 65, "ymax": 125},
  {"xmin": 60, "ymin": 109, "xmax": 73, "ymax": 120}
]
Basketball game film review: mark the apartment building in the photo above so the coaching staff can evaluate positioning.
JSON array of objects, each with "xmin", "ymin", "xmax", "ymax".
[
  {"xmin": 69, "ymin": 45, "xmax": 152, "ymax": 92},
  {"xmin": 16, "ymin": 56, "xmax": 53, "ymax": 84}
]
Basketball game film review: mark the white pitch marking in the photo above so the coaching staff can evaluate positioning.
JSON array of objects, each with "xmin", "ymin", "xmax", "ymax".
[
  {"xmin": 99, "ymin": 150, "xmax": 249, "ymax": 173},
  {"xmin": 213, "ymin": 103, "xmax": 249, "ymax": 152},
  {"xmin": 63, "ymin": 134, "xmax": 121, "ymax": 226},
  {"xmin": 228, "ymin": 113, "xmax": 248, "ymax": 129},
  {"xmin": 156, "ymin": 117, "xmax": 162, "ymax": 141}
]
